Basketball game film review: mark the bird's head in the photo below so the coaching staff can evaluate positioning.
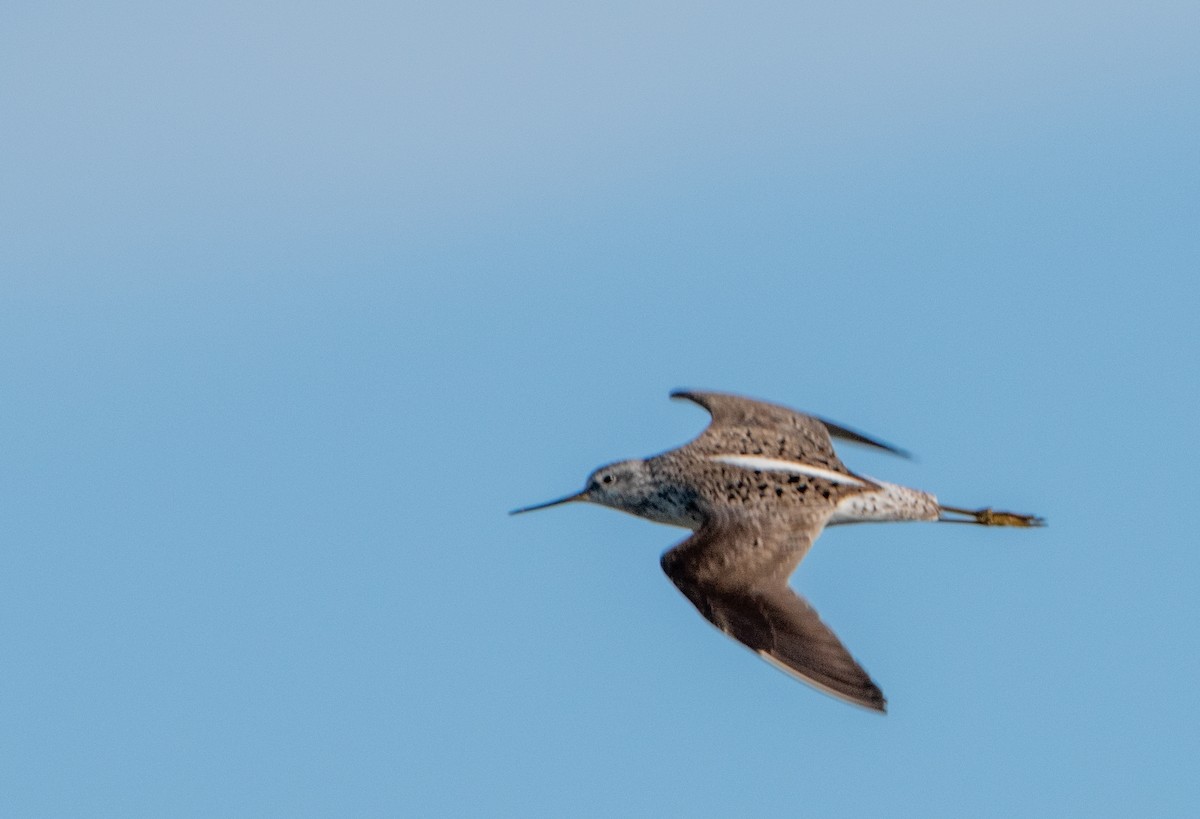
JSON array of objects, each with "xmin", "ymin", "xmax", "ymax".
[{"xmin": 510, "ymin": 459, "xmax": 654, "ymax": 516}]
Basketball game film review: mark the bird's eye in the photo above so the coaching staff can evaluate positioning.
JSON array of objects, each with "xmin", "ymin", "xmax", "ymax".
[{"xmin": 602, "ymin": 474, "xmax": 613, "ymax": 484}]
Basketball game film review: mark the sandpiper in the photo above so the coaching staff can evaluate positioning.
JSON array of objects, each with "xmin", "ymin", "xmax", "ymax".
[{"xmin": 511, "ymin": 390, "xmax": 1043, "ymax": 712}]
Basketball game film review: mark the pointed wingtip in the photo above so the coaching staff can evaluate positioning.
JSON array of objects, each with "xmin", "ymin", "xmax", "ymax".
[
  {"xmin": 856, "ymin": 681, "xmax": 888, "ymax": 714},
  {"xmin": 755, "ymin": 650, "xmax": 889, "ymax": 714},
  {"xmin": 817, "ymin": 416, "xmax": 914, "ymax": 460},
  {"xmin": 670, "ymin": 389, "xmax": 717, "ymax": 415},
  {"xmin": 671, "ymin": 390, "xmax": 914, "ymax": 460}
]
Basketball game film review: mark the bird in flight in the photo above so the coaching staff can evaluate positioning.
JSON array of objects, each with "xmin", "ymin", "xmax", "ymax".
[{"xmin": 511, "ymin": 390, "xmax": 1044, "ymax": 712}]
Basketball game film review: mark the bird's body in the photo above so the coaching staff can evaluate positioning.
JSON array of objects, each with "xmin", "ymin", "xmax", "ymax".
[{"xmin": 512, "ymin": 390, "xmax": 1043, "ymax": 712}]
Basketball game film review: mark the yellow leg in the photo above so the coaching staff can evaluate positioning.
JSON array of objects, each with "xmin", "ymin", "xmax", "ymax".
[{"xmin": 939, "ymin": 505, "xmax": 1046, "ymax": 527}]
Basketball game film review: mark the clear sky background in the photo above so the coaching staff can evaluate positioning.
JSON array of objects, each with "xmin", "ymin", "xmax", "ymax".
[{"xmin": 2, "ymin": 2, "xmax": 1197, "ymax": 816}]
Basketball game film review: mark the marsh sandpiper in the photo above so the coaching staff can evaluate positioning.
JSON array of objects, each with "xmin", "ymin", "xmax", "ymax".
[{"xmin": 512, "ymin": 390, "xmax": 1044, "ymax": 712}]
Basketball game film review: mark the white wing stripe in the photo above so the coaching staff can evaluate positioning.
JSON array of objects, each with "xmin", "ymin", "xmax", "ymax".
[{"xmin": 708, "ymin": 455, "xmax": 868, "ymax": 486}]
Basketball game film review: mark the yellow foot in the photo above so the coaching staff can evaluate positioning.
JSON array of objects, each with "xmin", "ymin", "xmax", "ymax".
[{"xmin": 940, "ymin": 505, "xmax": 1046, "ymax": 527}]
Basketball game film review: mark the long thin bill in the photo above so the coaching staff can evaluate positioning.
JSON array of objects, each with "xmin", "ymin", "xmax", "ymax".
[{"xmin": 509, "ymin": 491, "xmax": 585, "ymax": 515}]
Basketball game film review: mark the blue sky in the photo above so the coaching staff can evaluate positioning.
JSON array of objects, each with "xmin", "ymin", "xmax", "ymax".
[{"xmin": 2, "ymin": 2, "xmax": 1197, "ymax": 816}]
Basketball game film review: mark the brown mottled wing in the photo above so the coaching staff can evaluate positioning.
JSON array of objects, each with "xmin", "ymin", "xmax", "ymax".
[
  {"xmin": 671, "ymin": 390, "xmax": 908, "ymax": 460},
  {"xmin": 660, "ymin": 515, "xmax": 886, "ymax": 712}
]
